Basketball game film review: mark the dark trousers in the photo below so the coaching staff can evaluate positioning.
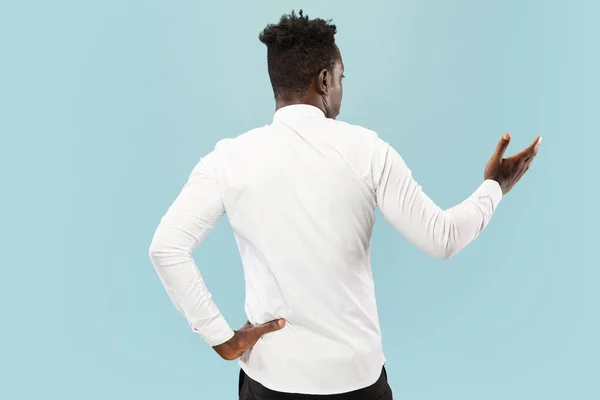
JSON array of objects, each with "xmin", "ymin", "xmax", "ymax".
[{"xmin": 239, "ymin": 365, "xmax": 393, "ymax": 400}]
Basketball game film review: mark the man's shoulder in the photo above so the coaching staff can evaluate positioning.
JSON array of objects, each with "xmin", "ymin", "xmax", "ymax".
[
  {"xmin": 213, "ymin": 125, "xmax": 271, "ymax": 150},
  {"xmin": 327, "ymin": 119, "xmax": 379, "ymax": 138},
  {"xmin": 323, "ymin": 119, "xmax": 387, "ymax": 154}
]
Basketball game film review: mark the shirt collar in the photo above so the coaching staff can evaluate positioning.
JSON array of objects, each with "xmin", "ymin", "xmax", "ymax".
[{"xmin": 272, "ymin": 104, "xmax": 326, "ymax": 122}]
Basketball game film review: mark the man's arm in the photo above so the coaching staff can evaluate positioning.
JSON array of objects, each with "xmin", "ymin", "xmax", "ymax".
[
  {"xmin": 373, "ymin": 138, "xmax": 502, "ymax": 260},
  {"xmin": 148, "ymin": 155, "xmax": 235, "ymax": 347},
  {"xmin": 148, "ymin": 151, "xmax": 286, "ymax": 359}
]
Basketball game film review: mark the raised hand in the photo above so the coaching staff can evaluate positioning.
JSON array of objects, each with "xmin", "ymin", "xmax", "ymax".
[
  {"xmin": 212, "ymin": 318, "xmax": 286, "ymax": 360},
  {"xmin": 484, "ymin": 134, "xmax": 542, "ymax": 195}
]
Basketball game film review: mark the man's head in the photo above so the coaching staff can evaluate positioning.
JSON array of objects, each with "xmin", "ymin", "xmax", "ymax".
[{"xmin": 259, "ymin": 10, "xmax": 344, "ymax": 119}]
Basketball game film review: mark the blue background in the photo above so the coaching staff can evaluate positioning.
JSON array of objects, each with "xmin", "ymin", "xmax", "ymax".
[{"xmin": 2, "ymin": 1, "xmax": 598, "ymax": 399}]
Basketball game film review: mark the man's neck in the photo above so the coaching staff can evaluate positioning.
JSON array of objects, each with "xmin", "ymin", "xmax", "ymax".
[{"xmin": 275, "ymin": 96, "xmax": 326, "ymax": 117}]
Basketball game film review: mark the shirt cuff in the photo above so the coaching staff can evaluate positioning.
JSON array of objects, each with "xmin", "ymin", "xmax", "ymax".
[
  {"xmin": 474, "ymin": 179, "xmax": 503, "ymax": 211},
  {"xmin": 194, "ymin": 314, "xmax": 236, "ymax": 347}
]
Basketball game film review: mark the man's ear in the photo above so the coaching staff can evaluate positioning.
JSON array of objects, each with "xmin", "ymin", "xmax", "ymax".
[{"xmin": 317, "ymin": 68, "xmax": 329, "ymax": 95}]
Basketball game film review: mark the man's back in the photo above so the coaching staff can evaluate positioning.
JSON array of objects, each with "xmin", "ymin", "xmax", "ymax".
[{"xmin": 208, "ymin": 104, "xmax": 387, "ymax": 393}]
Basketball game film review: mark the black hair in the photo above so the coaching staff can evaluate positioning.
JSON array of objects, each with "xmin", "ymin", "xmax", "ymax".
[{"xmin": 259, "ymin": 10, "xmax": 338, "ymax": 100}]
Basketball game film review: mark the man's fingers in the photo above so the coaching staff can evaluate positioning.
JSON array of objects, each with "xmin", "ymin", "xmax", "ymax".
[
  {"xmin": 527, "ymin": 136, "xmax": 542, "ymax": 156},
  {"xmin": 494, "ymin": 133, "xmax": 511, "ymax": 159},
  {"xmin": 511, "ymin": 136, "xmax": 543, "ymax": 161},
  {"xmin": 253, "ymin": 318, "xmax": 286, "ymax": 339},
  {"xmin": 522, "ymin": 136, "xmax": 542, "ymax": 156}
]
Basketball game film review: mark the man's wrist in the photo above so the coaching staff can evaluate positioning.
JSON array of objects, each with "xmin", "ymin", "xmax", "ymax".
[{"xmin": 481, "ymin": 179, "xmax": 503, "ymax": 208}]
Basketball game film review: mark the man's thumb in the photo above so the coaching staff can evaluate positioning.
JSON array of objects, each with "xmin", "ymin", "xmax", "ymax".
[
  {"xmin": 271, "ymin": 318, "xmax": 286, "ymax": 330},
  {"xmin": 255, "ymin": 319, "xmax": 286, "ymax": 337},
  {"xmin": 495, "ymin": 133, "xmax": 511, "ymax": 159}
]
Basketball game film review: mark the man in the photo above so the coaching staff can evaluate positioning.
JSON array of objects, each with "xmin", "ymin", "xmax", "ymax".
[{"xmin": 149, "ymin": 10, "xmax": 541, "ymax": 400}]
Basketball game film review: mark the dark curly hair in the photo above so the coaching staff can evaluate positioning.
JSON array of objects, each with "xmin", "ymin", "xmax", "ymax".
[{"xmin": 259, "ymin": 10, "xmax": 338, "ymax": 100}]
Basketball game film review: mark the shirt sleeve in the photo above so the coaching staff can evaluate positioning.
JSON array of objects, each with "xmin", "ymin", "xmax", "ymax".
[
  {"xmin": 373, "ymin": 138, "xmax": 503, "ymax": 260},
  {"xmin": 148, "ymin": 154, "xmax": 235, "ymax": 347}
]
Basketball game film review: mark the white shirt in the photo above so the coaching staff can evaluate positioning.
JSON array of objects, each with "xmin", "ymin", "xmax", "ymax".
[{"xmin": 149, "ymin": 104, "xmax": 503, "ymax": 395}]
